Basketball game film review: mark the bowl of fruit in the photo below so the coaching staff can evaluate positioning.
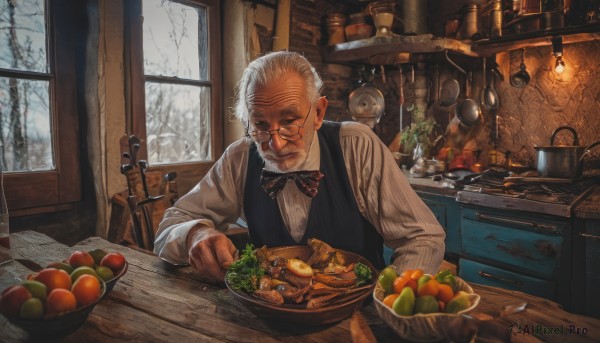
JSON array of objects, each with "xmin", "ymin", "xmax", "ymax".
[
  {"xmin": 373, "ymin": 266, "xmax": 480, "ymax": 342},
  {"xmin": 0, "ymin": 249, "xmax": 127, "ymax": 338},
  {"xmin": 47, "ymin": 249, "xmax": 128, "ymax": 295},
  {"xmin": 0, "ymin": 272, "xmax": 106, "ymax": 338}
]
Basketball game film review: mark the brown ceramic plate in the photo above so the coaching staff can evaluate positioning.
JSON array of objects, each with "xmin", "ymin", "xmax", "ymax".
[{"xmin": 225, "ymin": 245, "xmax": 377, "ymax": 327}]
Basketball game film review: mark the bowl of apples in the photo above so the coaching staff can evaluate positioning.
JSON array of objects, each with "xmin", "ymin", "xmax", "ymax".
[{"xmin": 1, "ymin": 249, "xmax": 127, "ymax": 338}]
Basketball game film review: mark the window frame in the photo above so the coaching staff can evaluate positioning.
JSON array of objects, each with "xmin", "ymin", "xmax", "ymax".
[
  {"xmin": 0, "ymin": 0, "xmax": 81, "ymax": 215},
  {"xmin": 125, "ymin": 0, "xmax": 223, "ymax": 191}
]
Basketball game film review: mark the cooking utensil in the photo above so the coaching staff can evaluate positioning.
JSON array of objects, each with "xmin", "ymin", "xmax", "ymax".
[
  {"xmin": 535, "ymin": 126, "xmax": 600, "ymax": 179},
  {"xmin": 482, "ymin": 58, "xmax": 500, "ymax": 111},
  {"xmin": 456, "ymin": 71, "xmax": 482, "ymax": 127},
  {"xmin": 510, "ymin": 48, "xmax": 530, "ymax": 88},
  {"xmin": 439, "ymin": 78, "xmax": 460, "ymax": 106},
  {"xmin": 348, "ymin": 67, "xmax": 385, "ymax": 129}
]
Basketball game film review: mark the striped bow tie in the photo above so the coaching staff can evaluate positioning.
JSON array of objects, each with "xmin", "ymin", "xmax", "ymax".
[{"xmin": 260, "ymin": 169, "xmax": 324, "ymax": 199}]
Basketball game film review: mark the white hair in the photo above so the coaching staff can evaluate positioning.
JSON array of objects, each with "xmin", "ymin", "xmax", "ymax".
[{"xmin": 233, "ymin": 51, "xmax": 324, "ymax": 128}]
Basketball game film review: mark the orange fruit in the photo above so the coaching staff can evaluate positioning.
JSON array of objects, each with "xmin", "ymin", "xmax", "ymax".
[
  {"xmin": 71, "ymin": 274, "xmax": 101, "ymax": 307},
  {"xmin": 100, "ymin": 252, "xmax": 126, "ymax": 273},
  {"xmin": 34, "ymin": 268, "xmax": 72, "ymax": 292},
  {"xmin": 437, "ymin": 283, "xmax": 454, "ymax": 303},
  {"xmin": 46, "ymin": 288, "xmax": 77, "ymax": 315},
  {"xmin": 68, "ymin": 251, "xmax": 95, "ymax": 269},
  {"xmin": 392, "ymin": 276, "xmax": 409, "ymax": 294},
  {"xmin": 409, "ymin": 269, "xmax": 424, "ymax": 282},
  {"xmin": 0, "ymin": 285, "xmax": 32, "ymax": 317},
  {"xmin": 417, "ymin": 279, "xmax": 440, "ymax": 297},
  {"xmin": 383, "ymin": 293, "xmax": 400, "ymax": 308}
]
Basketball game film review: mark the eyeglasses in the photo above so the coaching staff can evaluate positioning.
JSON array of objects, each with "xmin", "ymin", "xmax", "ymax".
[{"xmin": 248, "ymin": 100, "xmax": 315, "ymax": 144}]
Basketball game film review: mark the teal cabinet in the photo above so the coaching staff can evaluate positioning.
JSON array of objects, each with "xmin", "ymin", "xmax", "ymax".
[
  {"xmin": 458, "ymin": 204, "xmax": 571, "ymax": 306},
  {"xmin": 572, "ymin": 218, "xmax": 600, "ymax": 319},
  {"xmin": 416, "ymin": 192, "xmax": 461, "ymax": 258}
]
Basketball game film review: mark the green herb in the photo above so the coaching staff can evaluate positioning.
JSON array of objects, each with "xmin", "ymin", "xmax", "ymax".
[
  {"xmin": 354, "ymin": 262, "xmax": 372, "ymax": 286},
  {"xmin": 225, "ymin": 244, "xmax": 265, "ymax": 293}
]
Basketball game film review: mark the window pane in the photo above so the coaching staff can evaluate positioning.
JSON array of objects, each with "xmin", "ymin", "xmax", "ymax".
[
  {"xmin": 145, "ymin": 82, "xmax": 211, "ymax": 164},
  {"xmin": 0, "ymin": 77, "xmax": 53, "ymax": 171},
  {"xmin": 143, "ymin": 0, "xmax": 207, "ymax": 80},
  {"xmin": 0, "ymin": 0, "xmax": 48, "ymax": 73}
]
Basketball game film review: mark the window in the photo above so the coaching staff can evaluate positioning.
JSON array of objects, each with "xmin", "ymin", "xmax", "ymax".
[
  {"xmin": 0, "ymin": 0, "xmax": 80, "ymax": 214},
  {"xmin": 127, "ymin": 0, "xmax": 222, "ymax": 187}
]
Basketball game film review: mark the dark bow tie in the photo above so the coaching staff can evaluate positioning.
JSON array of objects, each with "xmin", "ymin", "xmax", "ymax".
[{"xmin": 260, "ymin": 169, "xmax": 324, "ymax": 199}]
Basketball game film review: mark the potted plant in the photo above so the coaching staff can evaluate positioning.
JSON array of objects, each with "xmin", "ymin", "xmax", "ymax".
[{"xmin": 399, "ymin": 105, "xmax": 441, "ymax": 161}]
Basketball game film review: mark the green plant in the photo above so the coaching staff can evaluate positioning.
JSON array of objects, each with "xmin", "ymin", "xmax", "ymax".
[{"xmin": 399, "ymin": 105, "xmax": 440, "ymax": 158}]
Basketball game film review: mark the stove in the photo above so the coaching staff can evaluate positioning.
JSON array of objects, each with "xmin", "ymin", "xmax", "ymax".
[{"xmin": 453, "ymin": 172, "xmax": 597, "ymax": 217}]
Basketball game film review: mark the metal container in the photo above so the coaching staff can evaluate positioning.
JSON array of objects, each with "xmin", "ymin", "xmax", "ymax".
[
  {"xmin": 535, "ymin": 126, "xmax": 600, "ymax": 179},
  {"xmin": 402, "ymin": 0, "xmax": 428, "ymax": 34}
]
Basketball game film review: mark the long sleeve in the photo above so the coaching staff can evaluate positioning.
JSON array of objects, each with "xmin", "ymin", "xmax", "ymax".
[
  {"xmin": 153, "ymin": 139, "xmax": 251, "ymax": 264},
  {"xmin": 339, "ymin": 122, "xmax": 446, "ymax": 274}
]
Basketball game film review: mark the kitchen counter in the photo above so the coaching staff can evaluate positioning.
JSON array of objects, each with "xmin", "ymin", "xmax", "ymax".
[
  {"xmin": 2, "ymin": 230, "xmax": 600, "ymax": 342},
  {"xmin": 403, "ymin": 171, "xmax": 600, "ymax": 219}
]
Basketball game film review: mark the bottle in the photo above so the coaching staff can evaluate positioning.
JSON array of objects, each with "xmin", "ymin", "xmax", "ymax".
[{"xmin": 0, "ymin": 171, "xmax": 11, "ymax": 264}]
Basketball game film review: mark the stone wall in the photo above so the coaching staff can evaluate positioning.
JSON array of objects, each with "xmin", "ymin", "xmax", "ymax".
[{"xmin": 288, "ymin": 0, "xmax": 600, "ymax": 170}]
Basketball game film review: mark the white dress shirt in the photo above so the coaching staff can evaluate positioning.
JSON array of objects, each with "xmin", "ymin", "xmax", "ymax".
[{"xmin": 154, "ymin": 121, "xmax": 446, "ymax": 274}]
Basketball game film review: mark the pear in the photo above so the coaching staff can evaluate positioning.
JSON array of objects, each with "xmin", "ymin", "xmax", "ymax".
[{"xmin": 445, "ymin": 291, "xmax": 470, "ymax": 314}]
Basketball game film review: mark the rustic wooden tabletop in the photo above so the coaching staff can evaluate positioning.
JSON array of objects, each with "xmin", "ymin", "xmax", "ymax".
[{"xmin": 1, "ymin": 231, "xmax": 599, "ymax": 342}]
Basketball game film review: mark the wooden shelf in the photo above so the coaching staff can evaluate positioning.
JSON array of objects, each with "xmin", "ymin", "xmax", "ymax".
[
  {"xmin": 321, "ymin": 34, "xmax": 477, "ymax": 65},
  {"xmin": 321, "ymin": 23, "xmax": 600, "ymax": 64},
  {"xmin": 472, "ymin": 22, "xmax": 600, "ymax": 56}
]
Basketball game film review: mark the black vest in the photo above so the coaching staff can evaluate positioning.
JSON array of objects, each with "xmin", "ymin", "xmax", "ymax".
[{"xmin": 243, "ymin": 121, "xmax": 384, "ymax": 269}]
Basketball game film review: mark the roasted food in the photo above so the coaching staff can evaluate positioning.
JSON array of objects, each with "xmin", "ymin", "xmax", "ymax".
[{"xmin": 225, "ymin": 241, "xmax": 373, "ymax": 309}]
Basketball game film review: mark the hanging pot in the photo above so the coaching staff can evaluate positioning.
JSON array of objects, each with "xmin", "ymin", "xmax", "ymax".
[
  {"xmin": 534, "ymin": 126, "xmax": 600, "ymax": 179},
  {"xmin": 348, "ymin": 84, "xmax": 385, "ymax": 129}
]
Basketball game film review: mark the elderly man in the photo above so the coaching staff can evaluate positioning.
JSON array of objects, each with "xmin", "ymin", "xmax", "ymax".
[{"xmin": 154, "ymin": 51, "xmax": 445, "ymax": 283}]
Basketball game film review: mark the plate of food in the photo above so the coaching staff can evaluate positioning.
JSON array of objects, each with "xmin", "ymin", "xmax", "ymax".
[{"xmin": 224, "ymin": 239, "xmax": 377, "ymax": 327}]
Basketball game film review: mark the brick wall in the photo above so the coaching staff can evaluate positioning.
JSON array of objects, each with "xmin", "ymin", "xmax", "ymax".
[{"xmin": 289, "ymin": 1, "xmax": 600, "ymax": 169}]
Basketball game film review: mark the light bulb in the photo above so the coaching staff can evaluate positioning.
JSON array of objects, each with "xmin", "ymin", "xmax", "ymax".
[{"xmin": 555, "ymin": 56, "xmax": 565, "ymax": 74}]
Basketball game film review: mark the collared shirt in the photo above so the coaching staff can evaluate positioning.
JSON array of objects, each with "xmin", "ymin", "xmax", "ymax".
[{"xmin": 154, "ymin": 121, "xmax": 446, "ymax": 274}]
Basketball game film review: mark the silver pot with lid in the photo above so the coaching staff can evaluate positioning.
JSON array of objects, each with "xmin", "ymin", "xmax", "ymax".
[{"xmin": 534, "ymin": 126, "xmax": 600, "ymax": 179}]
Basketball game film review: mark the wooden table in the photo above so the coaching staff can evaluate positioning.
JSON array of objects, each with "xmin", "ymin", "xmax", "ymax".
[{"xmin": 1, "ymin": 231, "xmax": 600, "ymax": 342}]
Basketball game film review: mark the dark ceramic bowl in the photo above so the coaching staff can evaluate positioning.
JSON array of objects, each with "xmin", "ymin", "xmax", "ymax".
[
  {"xmin": 225, "ymin": 245, "xmax": 376, "ymax": 327},
  {"xmin": 8, "ymin": 281, "xmax": 106, "ymax": 339},
  {"xmin": 104, "ymin": 261, "xmax": 128, "ymax": 296}
]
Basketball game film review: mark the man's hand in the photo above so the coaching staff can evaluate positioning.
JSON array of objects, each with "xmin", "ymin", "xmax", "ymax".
[{"xmin": 186, "ymin": 228, "xmax": 237, "ymax": 283}]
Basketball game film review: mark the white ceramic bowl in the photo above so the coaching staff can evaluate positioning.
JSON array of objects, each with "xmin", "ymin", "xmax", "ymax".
[{"xmin": 373, "ymin": 277, "xmax": 480, "ymax": 342}]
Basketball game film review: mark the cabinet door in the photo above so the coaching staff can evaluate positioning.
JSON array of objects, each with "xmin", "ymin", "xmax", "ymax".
[
  {"xmin": 459, "ymin": 258, "xmax": 556, "ymax": 300},
  {"xmin": 418, "ymin": 192, "xmax": 460, "ymax": 256},
  {"xmin": 461, "ymin": 206, "xmax": 565, "ymax": 279},
  {"xmin": 583, "ymin": 220, "xmax": 600, "ymax": 318}
]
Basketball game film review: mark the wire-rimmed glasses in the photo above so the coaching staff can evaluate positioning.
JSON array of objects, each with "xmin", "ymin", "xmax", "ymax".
[{"xmin": 248, "ymin": 100, "xmax": 315, "ymax": 144}]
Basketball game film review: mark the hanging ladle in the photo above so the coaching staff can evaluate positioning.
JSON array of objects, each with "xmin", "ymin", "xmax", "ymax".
[
  {"xmin": 482, "ymin": 57, "xmax": 499, "ymax": 110},
  {"xmin": 510, "ymin": 48, "xmax": 530, "ymax": 88}
]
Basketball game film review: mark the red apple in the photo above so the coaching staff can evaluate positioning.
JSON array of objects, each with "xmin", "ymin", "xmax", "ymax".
[
  {"xmin": 100, "ymin": 252, "xmax": 126, "ymax": 273},
  {"xmin": 0, "ymin": 285, "xmax": 32, "ymax": 317},
  {"xmin": 68, "ymin": 250, "xmax": 95, "ymax": 268}
]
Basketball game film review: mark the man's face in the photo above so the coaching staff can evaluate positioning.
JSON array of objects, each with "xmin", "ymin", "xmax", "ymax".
[{"xmin": 248, "ymin": 72, "xmax": 326, "ymax": 172}]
